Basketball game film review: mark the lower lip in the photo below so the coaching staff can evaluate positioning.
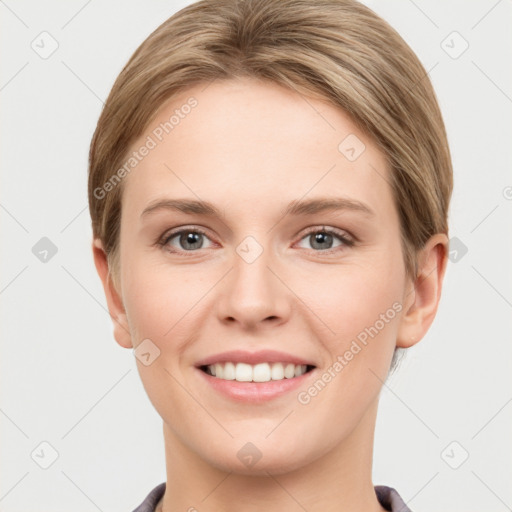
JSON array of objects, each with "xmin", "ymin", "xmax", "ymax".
[{"xmin": 196, "ymin": 367, "xmax": 315, "ymax": 403}]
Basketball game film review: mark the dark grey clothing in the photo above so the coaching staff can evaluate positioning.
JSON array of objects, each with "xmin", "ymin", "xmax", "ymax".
[
  {"xmin": 132, "ymin": 483, "xmax": 165, "ymax": 512},
  {"xmin": 132, "ymin": 482, "xmax": 412, "ymax": 511}
]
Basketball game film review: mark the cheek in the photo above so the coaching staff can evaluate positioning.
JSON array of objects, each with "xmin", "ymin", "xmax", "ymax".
[
  {"xmin": 309, "ymin": 257, "xmax": 404, "ymax": 337},
  {"xmin": 299, "ymin": 252, "xmax": 406, "ymax": 390},
  {"xmin": 292, "ymin": 263, "xmax": 404, "ymax": 425},
  {"xmin": 120, "ymin": 264, "xmax": 200, "ymax": 412},
  {"xmin": 121, "ymin": 248, "xmax": 199, "ymax": 338}
]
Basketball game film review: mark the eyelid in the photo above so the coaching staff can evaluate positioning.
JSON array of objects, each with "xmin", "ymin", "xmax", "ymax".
[
  {"xmin": 298, "ymin": 225, "xmax": 355, "ymax": 244},
  {"xmin": 157, "ymin": 225, "xmax": 214, "ymax": 248},
  {"xmin": 157, "ymin": 224, "xmax": 356, "ymax": 254}
]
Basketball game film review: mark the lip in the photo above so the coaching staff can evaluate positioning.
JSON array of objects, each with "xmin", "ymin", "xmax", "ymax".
[
  {"xmin": 196, "ymin": 365, "xmax": 316, "ymax": 403},
  {"xmin": 194, "ymin": 349, "xmax": 316, "ymax": 367}
]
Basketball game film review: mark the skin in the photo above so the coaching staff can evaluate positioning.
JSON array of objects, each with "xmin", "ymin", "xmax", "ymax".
[{"xmin": 93, "ymin": 77, "xmax": 448, "ymax": 512}]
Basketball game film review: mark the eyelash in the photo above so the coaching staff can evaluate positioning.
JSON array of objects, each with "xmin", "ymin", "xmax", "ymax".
[{"xmin": 156, "ymin": 225, "xmax": 355, "ymax": 257}]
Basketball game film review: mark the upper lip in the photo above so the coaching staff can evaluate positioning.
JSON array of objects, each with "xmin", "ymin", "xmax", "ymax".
[{"xmin": 195, "ymin": 349, "xmax": 316, "ymax": 368}]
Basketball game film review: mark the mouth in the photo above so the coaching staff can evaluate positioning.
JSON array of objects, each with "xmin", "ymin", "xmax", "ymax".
[
  {"xmin": 194, "ymin": 349, "xmax": 318, "ymax": 402},
  {"xmin": 199, "ymin": 362, "xmax": 316, "ymax": 382}
]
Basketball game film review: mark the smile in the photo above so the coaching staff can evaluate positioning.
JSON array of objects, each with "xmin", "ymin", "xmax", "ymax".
[
  {"xmin": 195, "ymin": 349, "xmax": 317, "ymax": 402},
  {"xmin": 201, "ymin": 362, "xmax": 315, "ymax": 382}
]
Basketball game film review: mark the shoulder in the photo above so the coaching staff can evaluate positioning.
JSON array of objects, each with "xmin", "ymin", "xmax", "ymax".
[
  {"xmin": 131, "ymin": 482, "xmax": 411, "ymax": 512},
  {"xmin": 375, "ymin": 485, "xmax": 412, "ymax": 512},
  {"xmin": 131, "ymin": 482, "xmax": 166, "ymax": 512}
]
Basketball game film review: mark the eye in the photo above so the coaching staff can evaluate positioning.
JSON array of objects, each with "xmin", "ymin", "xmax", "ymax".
[
  {"xmin": 158, "ymin": 227, "xmax": 214, "ymax": 254},
  {"xmin": 157, "ymin": 225, "xmax": 354, "ymax": 256},
  {"xmin": 296, "ymin": 226, "xmax": 354, "ymax": 253}
]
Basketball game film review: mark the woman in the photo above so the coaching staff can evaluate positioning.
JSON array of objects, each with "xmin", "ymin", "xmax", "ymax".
[{"xmin": 88, "ymin": 0, "xmax": 452, "ymax": 510}]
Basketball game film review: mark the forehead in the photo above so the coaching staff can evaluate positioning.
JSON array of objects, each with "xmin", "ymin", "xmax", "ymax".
[{"xmin": 121, "ymin": 77, "xmax": 392, "ymax": 220}]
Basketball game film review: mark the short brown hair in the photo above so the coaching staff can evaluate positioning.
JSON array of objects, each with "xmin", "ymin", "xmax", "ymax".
[{"xmin": 88, "ymin": 0, "xmax": 453, "ymax": 364}]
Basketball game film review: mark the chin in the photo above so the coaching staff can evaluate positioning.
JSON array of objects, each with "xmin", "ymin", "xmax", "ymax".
[{"xmin": 199, "ymin": 438, "xmax": 319, "ymax": 476}]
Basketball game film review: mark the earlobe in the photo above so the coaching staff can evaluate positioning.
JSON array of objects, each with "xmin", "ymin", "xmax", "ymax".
[
  {"xmin": 396, "ymin": 233, "xmax": 449, "ymax": 348},
  {"xmin": 92, "ymin": 238, "xmax": 133, "ymax": 349}
]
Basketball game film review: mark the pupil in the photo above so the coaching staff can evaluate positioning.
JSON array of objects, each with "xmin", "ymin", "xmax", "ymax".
[
  {"xmin": 182, "ymin": 232, "xmax": 202, "ymax": 250},
  {"xmin": 313, "ymin": 232, "xmax": 332, "ymax": 249}
]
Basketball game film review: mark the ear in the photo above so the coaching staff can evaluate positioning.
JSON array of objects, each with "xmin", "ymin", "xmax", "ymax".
[
  {"xmin": 396, "ymin": 233, "xmax": 449, "ymax": 348},
  {"xmin": 92, "ymin": 238, "xmax": 133, "ymax": 349}
]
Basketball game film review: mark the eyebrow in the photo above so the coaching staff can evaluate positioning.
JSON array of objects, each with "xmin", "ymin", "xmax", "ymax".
[{"xmin": 140, "ymin": 196, "xmax": 374, "ymax": 220}]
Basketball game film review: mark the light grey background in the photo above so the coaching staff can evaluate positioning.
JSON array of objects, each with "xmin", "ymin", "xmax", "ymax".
[{"xmin": 1, "ymin": 1, "xmax": 511, "ymax": 511}]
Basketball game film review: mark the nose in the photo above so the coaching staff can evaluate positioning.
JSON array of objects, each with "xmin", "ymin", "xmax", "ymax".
[{"xmin": 215, "ymin": 241, "xmax": 291, "ymax": 330}]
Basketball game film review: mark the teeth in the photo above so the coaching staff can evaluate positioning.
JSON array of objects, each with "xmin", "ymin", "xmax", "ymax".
[
  {"xmin": 204, "ymin": 362, "xmax": 310, "ymax": 382},
  {"xmin": 253, "ymin": 363, "xmax": 271, "ymax": 382},
  {"xmin": 224, "ymin": 362, "xmax": 236, "ymax": 380},
  {"xmin": 284, "ymin": 363, "xmax": 295, "ymax": 379},
  {"xmin": 236, "ymin": 362, "xmax": 253, "ymax": 382},
  {"xmin": 271, "ymin": 363, "xmax": 284, "ymax": 380}
]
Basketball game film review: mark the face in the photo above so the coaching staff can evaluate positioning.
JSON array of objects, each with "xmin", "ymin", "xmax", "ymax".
[{"xmin": 113, "ymin": 77, "xmax": 415, "ymax": 474}]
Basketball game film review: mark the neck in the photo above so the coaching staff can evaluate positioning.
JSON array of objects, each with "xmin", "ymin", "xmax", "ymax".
[{"xmin": 159, "ymin": 398, "xmax": 385, "ymax": 512}]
